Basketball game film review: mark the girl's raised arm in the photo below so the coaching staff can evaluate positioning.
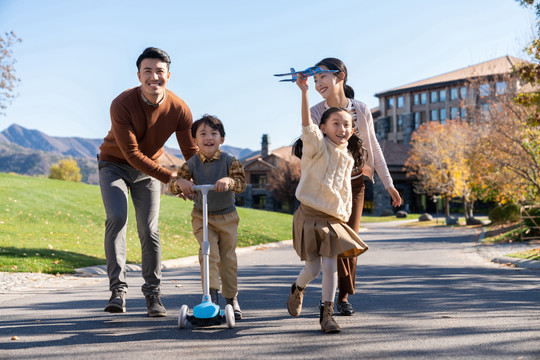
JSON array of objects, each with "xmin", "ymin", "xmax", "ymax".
[{"xmin": 296, "ymin": 75, "xmax": 312, "ymax": 127}]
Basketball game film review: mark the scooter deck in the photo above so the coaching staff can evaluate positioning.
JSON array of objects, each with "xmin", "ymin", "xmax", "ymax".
[{"xmin": 186, "ymin": 314, "xmax": 226, "ymax": 327}]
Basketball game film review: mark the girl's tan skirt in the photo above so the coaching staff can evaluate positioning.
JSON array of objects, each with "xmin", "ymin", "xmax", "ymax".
[{"xmin": 293, "ymin": 203, "xmax": 368, "ymax": 261}]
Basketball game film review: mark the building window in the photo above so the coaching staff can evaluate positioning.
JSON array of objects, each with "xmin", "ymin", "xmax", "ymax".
[
  {"xmin": 387, "ymin": 98, "xmax": 394, "ymax": 108},
  {"xmin": 431, "ymin": 91, "xmax": 438, "ymax": 103},
  {"xmin": 460, "ymin": 86, "xmax": 467, "ymax": 99},
  {"xmin": 420, "ymin": 92, "xmax": 427, "ymax": 105},
  {"xmin": 397, "ymin": 96, "xmax": 404, "ymax": 108},
  {"xmin": 431, "ymin": 109, "xmax": 438, "ymax": 121},
  {"xmin": 414, "ymin": 111, "xmax": 426, "ymax": 129},
  {"xmin": 450, "ymin": 107, "xmax": 458, "ymax": 119},
  {"xmin": 414, "ymin": 94, "xmax": 419, "ymax": 105},
  {"xmin": 397, "ymin": 116, "xmax": 403, "ymax": 131},
  {"xmin": 450, "ymin": 88, "xmax": 458, "ymax": 101},
  {"xmin": 461, "ymin": 107, "xmax": 466, "ymax": 119},
  {"xmin": 439, "ymin": 90, "xmax": 446, "ymax": 102},
  {"xmin": 479, "ymin": 83, "xmax": 490, "ymax": 97},
  {"xmin": 496, "ymin": 81, "xmax": 507, "ymax": 95},
  {"xmin": 440, "ymin": 109, "xmax": 446, "ymax": 123}
]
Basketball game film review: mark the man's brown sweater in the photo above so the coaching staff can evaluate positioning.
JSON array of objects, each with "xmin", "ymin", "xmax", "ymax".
[{"xmin": 99, "ymin": 86, "xmax": 198, "ymax": 184}]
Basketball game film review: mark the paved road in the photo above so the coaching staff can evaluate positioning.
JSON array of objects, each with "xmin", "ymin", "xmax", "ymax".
[{"xmin": 1, "ymin": 222, "xmax": 539, "ymax": 359}]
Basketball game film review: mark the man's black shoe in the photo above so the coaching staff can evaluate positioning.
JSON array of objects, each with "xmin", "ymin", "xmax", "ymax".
[
  {"xmin": 145, "ymin": 294, "xmax": 167, "ymax": 317},
  {"xmin": 104, "ymin": 289, "xmax": 126, "ymax": 313}
]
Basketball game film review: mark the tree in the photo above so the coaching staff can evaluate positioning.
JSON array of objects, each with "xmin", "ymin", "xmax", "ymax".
[
  {"xmin": 267, "ymin": 158, "xmax": 301, "ymax": 213},
  {"xmin": 467, "ymin": 85, "xmax": 540, "ymax": 204},
  {"xmin": 0, "ymin": 31, "xmax": 22, "ymax": 116},
  {"xmin": 49, "ymin": 158, "xmax": 82, "ymax": 182},
  {"xmin": 513, "ymin": 1, "xmax": 540, "ymax": 125},
  {"xmin": 405, "ymin": 120, "xmax": 477, "ymax": 218}
]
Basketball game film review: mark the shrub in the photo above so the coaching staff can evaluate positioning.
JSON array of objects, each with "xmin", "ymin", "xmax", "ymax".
[
  {"xmin": 49, "ymin": 158, "xmax": 82, "ymax": 182},
  {"xmin": 488, "ymin": 206, "xmax": 503, "ymax": 223},
  {"xmin": 501, "ymin": 203, "xmax": 520, "ymax": 222}
]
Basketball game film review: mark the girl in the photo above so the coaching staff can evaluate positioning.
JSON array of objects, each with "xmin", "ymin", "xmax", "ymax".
[
  {"xmin": 287, "ymin": 74, "xmax": 368, "ymax": 333},
  {"xmin": 311, "ymin": 58, "xmax": 401, "ymax": 316}
]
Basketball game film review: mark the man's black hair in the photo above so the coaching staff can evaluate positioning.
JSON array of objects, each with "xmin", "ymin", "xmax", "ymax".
[{"xmin": 136, "ymin": 47, "xmax": 171, "ymax": 71}]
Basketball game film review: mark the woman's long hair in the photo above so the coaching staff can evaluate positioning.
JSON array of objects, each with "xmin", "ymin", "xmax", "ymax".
[
  {"xmin": 316, "ymin": 58, "xmax": 354, "ymax": 99},
  {"xmin": 292, "ymin": 107, "xmax": 366, "ymax": 169}
]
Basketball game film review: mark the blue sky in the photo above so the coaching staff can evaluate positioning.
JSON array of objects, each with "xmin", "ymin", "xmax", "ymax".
[{"xmin": 0, "ymin": 0, "xmax": 534, "ymax": 151}]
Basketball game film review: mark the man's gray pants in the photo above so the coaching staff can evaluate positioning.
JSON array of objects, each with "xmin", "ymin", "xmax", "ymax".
[{"xmin": 98, "ymin": 160, "xmax": 162, "ymax": 296}]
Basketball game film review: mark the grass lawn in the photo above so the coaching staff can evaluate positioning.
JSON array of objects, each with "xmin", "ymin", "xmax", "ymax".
[
  {"xmin": 0, "ymin": 173, "xmax": 293, "ymax": 274},
  {"xmin": 506, "ymin": 247, "xmax": 540, "ymax": 261},
  {"xmin": 479, "ymin": 221, "xmax": 540, "ymax": 261}
]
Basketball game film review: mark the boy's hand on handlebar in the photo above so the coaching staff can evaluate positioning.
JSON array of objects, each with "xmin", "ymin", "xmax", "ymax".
[{"xmin": 214, "ymin": 177, "xmax": 232, "ymax": 192}]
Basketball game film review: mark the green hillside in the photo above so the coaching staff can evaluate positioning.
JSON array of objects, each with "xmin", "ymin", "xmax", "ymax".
[{"xmin": 0, "ymin": 173, "xmax": 293, "ymax": 274}]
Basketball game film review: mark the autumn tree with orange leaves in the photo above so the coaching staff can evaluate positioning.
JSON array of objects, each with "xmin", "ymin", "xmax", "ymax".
[
  {"xmin": 405, "ymin": 120, "xmax": 478, "ymax": 218},
  {"xmin": 467, "ymin": 84, "xmax": 540, "ymax": 204}
]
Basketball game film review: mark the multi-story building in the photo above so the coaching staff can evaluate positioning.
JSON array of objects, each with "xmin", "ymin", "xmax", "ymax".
[{"xmin": 373, "ymin": 55, "xmax": 524, "ymax": 213}]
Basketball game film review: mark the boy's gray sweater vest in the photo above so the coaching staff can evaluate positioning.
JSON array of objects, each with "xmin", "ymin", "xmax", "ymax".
[{"xmin": 188, "ymin": 151, "xmax": 236, "ymax": 215}]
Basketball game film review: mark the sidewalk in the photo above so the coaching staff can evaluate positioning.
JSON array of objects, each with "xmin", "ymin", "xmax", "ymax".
[{"xmin": 475, "ymin": 228, "xmax": 540, "ymax": 270}]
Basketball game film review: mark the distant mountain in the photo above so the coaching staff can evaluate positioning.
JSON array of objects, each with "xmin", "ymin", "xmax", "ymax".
[
  {"xmin": 165, "ymin": 145, "xmax": 257, "ymax": 161},
  {"xmin": 0, "ymin": 124, "xmax": 102, "ymax": 159},
  {"xmin": 0, "ymin": 124, "xmax": 255, "ymax": 161},
  {"xmin": 0, "ymin": 141, "xmax": 99, "ymax": 184},
  {"xmin": 0, "ymin": 124, "xmax": 255, "ymax": 184}
]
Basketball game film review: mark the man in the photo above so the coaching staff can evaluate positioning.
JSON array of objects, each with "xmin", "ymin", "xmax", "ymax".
[{"xmin": 98, "ymin": 47, "xmax": 197, "ymax": 317}]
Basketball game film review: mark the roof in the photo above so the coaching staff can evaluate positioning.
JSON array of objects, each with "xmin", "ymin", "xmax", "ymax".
[
  {"xmin": 242, "ymin": 145, "xmax": 297, "ymax": 167},
  {"xmin": 379, "ymin": 140, "xmax": 411, "ymax": 166},
  {"xmin": 158, "ymin": 151, "xmax": 184, "ymax": 169},
  {"xmin": 375, "ymin": 55, "xmax": 527, "ymax": 97}
]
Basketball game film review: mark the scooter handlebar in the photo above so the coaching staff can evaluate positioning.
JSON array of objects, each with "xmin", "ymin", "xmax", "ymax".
[{"xmin": 192, "ymin": 184, "xmax": 215, "ymax": 192}]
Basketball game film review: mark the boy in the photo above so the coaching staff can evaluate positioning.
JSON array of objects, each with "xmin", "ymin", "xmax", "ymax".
[{"xmin": 169, "ymin": 115, "xmax": 246, "ymax": 320}]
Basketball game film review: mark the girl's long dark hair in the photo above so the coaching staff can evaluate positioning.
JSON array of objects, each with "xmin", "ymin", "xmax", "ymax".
[
  {"xmin": 292, "ymin": 107, "xmax": 366, "ymax": 169},
  {"xmin": 316, "ymin": 58, "xmax": 354, "ymax": 99}
]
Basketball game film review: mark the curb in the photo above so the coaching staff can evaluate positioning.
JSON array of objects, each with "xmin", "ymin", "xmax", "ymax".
[
  {"xmin": 476, "ymin": 227, "xmax": 540, "ymax": 271},
  {"xmin": 490, "ymin": 256, "xmax": 540, "ymax": 270},
  {"xmin": 75, "ymin": 239, "xmax": 293, "ymax": 276}
]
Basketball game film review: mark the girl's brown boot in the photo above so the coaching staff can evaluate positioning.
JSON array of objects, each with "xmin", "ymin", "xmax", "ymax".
[
  {"xmin": 320, "ymin": 301, "xmax": 341, "ymax": 333},
  {"xmin": 287, "ymin": 282, "xmax": 305, "ymax": 317}
]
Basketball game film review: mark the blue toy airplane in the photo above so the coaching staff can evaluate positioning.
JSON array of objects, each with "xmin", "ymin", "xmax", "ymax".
[{"xmin": 274, "ymin": 66, "xmax": 339, "ymax": 82}]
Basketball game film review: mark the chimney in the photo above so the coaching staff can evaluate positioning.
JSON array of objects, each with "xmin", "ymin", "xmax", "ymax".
[{"xmin": 261, "ymin": 134, "xmax": 270, "ymax": 158}]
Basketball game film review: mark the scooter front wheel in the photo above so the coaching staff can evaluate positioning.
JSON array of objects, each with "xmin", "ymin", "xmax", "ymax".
[
  {"xmin": 225, "ymin": 304, "xmax": 235, "ymax": 329},
  {"xmin": 178, "ymin": 304, "xmax": 189, "ymax": 329}
]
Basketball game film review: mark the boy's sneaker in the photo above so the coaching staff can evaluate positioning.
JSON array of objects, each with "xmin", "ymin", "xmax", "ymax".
[
  {"xmin": 210, "ymin": 289, "xmax": 219, "ymax": 305},
  {"xmin": 225, "ymin": 296, "xmax": 242, "ymax": 320},
  {"xmin": 104, "ymin": 289, "xmax": 126, "ymax": 313},
  {"xmin": 145, "ymin": 294, "xmax": 167, "ymax": 317}
]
